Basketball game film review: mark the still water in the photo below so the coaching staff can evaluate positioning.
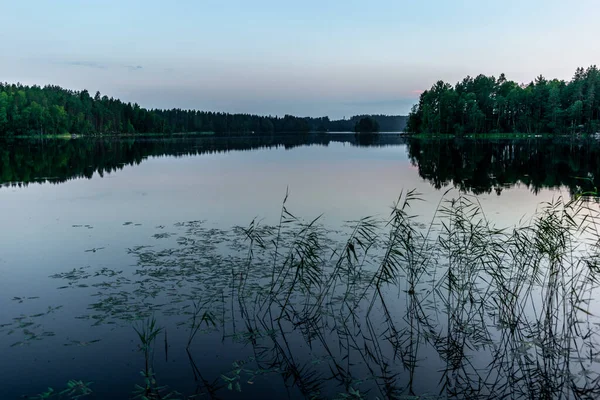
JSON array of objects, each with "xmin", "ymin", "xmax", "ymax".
[{"xmin": 1, "ymin": 135, "xmax": 600, "ymax": 399}]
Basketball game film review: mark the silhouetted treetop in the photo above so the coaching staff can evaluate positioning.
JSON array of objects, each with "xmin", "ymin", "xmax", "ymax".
[
  {"xmin": 354, "ymin": 116, "xmax": 380, "ymax": 133},
  {"xmin": 406, "ymin": 66, "xmax": 600, "ymax": 135},
  {"xmin": 0, "ymin": 83, "xmax": 406, "ymax": 137}
]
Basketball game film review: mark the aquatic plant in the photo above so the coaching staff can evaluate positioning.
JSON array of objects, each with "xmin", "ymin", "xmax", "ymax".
[
  {"xmin": 24, "ymin": 190, "xmax": 600, "ymax": 399},
  {"xmin": 25, "ymin": 380, "xmax": 93, "ymax": 400}
]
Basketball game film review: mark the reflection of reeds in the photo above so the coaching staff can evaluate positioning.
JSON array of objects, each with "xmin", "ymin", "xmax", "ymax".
[
  {"xmin": 240, "ymin": 192, "xmax": 600, "ymax": 399},
  {"xmin": 37, "ymin": 190, "xmax": 600, "ymax": 399}
]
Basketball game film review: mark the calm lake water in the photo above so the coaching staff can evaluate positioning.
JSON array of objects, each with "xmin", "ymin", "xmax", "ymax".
[{"xmin": 2, "ymin": 134, "xmax": 600, "ymax": 399}]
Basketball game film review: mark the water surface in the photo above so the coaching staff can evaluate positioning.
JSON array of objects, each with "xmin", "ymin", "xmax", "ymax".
[{"xmin": 1, "ymin": 135, "xmax": 600, "ymax": 399}]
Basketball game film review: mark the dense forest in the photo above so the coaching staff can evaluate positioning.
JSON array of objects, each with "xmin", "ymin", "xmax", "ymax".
[
  {"xmin": 354, "ymin": 116, "xmax": 380, "ymax": 133},
  {"xmin": 0, "ymin": 83, "xmax": 406, "ymax": 136},
  {"xmin": 406, "ymin": 66, "xmax": 600, "ymax": 135}
]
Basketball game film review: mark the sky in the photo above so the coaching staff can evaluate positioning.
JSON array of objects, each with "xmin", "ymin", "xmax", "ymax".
[{"xmin": 1, "ymin": 0, "xmax": 599, "ymax": 118}]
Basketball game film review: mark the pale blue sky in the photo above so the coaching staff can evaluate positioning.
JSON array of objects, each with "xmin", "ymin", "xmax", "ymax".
[{"xmin": 1, "ymin": 0, "xmax": 599, "ymax": 118}]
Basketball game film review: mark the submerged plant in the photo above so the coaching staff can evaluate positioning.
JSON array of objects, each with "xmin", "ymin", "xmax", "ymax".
[
  {"xmin": 24, "ymin": 190, "xmax": 600, "ymax": 399},
  {"xmin": 24, "ymin": 380, "xmax": 93, "ymax": 400},
  {"xmin": 59, "ymin": 380, "xmax": 93, "ymax": 399}
]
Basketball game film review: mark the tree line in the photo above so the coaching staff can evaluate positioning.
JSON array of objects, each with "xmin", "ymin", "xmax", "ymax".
[
  {"xmin": 406, "ymin": 66, "xmax": 600, "ymax": 135},
  {"xmin": 308, "ymin": 115, "xmax": 406, "ymax": 132},
  {"xmin": 0, "ymin": 83, "xmax": 405, "ymax": 137}
]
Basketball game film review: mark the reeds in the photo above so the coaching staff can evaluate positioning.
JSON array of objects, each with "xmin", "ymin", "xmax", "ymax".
[{"xmin": 37, "ymin": 190, "xmax": 600, "ymax": 399}]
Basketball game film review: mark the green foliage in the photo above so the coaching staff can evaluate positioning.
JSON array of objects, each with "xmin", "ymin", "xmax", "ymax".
[
  {"xmin": 353, "ymin": 116, "xmax": 380, "ymax": 133},
  {"xmin": 0, "ymin": 82, "xmax": 409, "ymax": 136},
  {"xmin": 133, "ymin": 316, "xmax": 162, "ymax": 353},
  {"xmin": 407, "ymin": 65, "xmax": 600, "ymax": 135},
  {"xmin": 0, "ymin": 83, "xmax": 314, "ymax": 136}
]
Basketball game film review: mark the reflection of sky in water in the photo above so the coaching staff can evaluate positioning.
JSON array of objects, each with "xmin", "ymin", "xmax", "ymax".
[
  {"xmin": 0, "ymin": 140, "xmax": 580, "ymax": 398},
  {"xmin": 0, "ymin": 142, "xmax": 567, "ymax": 284}
]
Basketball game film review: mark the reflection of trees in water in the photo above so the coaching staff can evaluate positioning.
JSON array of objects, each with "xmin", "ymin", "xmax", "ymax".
[
  {"xmin": 0, "ymin": 136, "xmax": 329, "ymax": 187},
  {"xmin": 3, "ymin": 135, "xmax": 600, "ymax": 196},
  {"xmin": 354, "ymin": 133, "xmax": 381, "ymax": 146},
  {"xmin": 32, "ymin": 193, "xmax": 600, "ymax": 399},
  {"xmin": 407, "ymin": 137, "xmax": 600, "ymax": 196},
  {"xmin": 0, "ymin": 134, "xmax": 409, "ymax": 187}
]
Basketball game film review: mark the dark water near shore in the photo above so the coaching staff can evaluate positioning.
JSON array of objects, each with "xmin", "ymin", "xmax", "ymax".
[{"xmin": 2, "ymin": 134, "xmax": 600, "ymax": 399}]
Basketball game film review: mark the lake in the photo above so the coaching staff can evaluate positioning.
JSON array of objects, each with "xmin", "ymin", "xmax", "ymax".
[{"xmin": 2, "ymin": 134, "xmax": 600, "ymax": 399}]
